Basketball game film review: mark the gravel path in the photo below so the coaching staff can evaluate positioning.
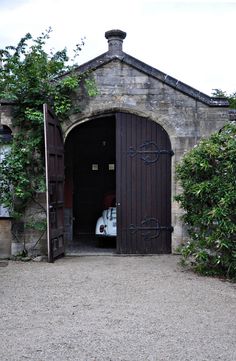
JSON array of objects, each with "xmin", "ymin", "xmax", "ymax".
[{"xmin": 0, "ymin": 255, "xmax": 235, "ymax": 361}]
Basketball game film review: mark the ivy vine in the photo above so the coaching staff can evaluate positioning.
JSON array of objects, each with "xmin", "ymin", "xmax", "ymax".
[{"xmin": 0, "ymin": 28, "xmax": 97, "ymax": 249}]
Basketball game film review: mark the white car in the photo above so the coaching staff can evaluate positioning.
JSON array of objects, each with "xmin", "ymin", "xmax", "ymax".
[{"xmin": 95, "ymin": 207, "xmax": 117, "ymax": 237}]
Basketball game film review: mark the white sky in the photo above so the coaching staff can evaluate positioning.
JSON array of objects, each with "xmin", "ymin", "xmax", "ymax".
[{"xmin": 0, "ymin": 0, "xmax": 235, "ymax": 96}]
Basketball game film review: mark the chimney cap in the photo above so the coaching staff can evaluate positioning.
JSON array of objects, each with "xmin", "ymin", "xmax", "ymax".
[{"xmin": 105, "ymin": 29, "xmax": 127, "ymax": 40}]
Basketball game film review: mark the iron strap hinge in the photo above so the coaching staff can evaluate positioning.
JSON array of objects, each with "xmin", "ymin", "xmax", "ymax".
[
  {"xmin": 128, "ymin": 141, "xmax": 174, "ymax": 164},
  {"xmin": 129, "ymin": 225, "xmax": 174, "ymax": 233},
  {"xmin": 129, "ymin": 218, "xmax": 173, "ymax": 241}
]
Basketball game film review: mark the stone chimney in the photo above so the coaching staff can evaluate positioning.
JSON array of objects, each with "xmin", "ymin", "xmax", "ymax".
[{"xmin": 105, "ymin": 29, "xmax": 127, "ymax": 55}]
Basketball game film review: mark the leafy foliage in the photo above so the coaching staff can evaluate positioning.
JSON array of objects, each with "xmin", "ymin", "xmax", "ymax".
[
  {"xmin": 0, "ymin": 29, "xmax": 96, "ymax": 230},
  {"xmin": 176, "ymin": 123, "xmax": 236, "ymax": 280}
]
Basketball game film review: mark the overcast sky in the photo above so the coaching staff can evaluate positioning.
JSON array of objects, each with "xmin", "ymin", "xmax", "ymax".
[{"xmin": 0, "ymin": 0, "xmax": 235, "ymax": 96}]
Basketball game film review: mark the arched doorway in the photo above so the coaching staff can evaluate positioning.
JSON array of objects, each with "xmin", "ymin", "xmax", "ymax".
[{"xmin": 64, "ymin": 112, "xmax": 172, "ymax": 254}]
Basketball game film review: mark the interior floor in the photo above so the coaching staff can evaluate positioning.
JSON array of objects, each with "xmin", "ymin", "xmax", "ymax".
[{"xmin": 66, "ymin": 235, "xmax": 116, "ymax": 255}]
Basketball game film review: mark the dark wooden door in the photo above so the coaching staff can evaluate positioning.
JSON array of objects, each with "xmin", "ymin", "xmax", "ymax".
[
  {"xmin": 44, "ymin": 104, "xmax": 65, "ymax": 262},
  {"xmin": 116, "ymin": 113, "xmax": 173, "ymax": 254}
]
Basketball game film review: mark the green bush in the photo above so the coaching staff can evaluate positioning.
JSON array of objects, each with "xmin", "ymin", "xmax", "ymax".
[{"xmin": 176, "ymin": 123, "xmax": 236, "ymax": 280}]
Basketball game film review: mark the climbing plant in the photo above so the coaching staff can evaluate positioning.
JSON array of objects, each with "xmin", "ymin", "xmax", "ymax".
[
  {"xmin": 176, "ymin": 123, "xmax": 236, "ymax": 280},
  {"xmin": 0, "ymin": 28, "xmax": 97, "ymax": 249}
]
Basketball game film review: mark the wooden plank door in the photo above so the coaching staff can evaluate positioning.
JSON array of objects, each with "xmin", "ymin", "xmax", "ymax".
[
  {"xmin": 116, "ymin": 112, "xmax": 173, "ymax": 254},
  {"xmin": 44, "ymin": 104, "xmax": 65, "ymax": 262}
]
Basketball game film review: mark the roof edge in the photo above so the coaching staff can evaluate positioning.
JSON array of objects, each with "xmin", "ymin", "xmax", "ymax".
[
  {"xmin": 71, "ymin": 51, "xmax": 228, "ymax": 107},
  {"xmin": 121, "ymin": 52, "xmax": 229, "ymax": 107}
]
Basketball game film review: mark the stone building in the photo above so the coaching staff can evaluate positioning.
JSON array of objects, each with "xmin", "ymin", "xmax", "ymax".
[{"xmin": 0, "ymin": 29, "xmax": 229, "ymax": 259}]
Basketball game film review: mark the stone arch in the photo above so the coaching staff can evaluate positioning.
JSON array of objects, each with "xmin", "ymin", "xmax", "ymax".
[
  {"xmin": 65, "ymin": 109, "xmax": 181, "ymax": 251},
  {"xmin": 64, "ymin": 107, "xmax": 176, "ymax": 142},
  {"xmin": 64, "ymin": 110, "xmax": 174, "ymax": 253}
]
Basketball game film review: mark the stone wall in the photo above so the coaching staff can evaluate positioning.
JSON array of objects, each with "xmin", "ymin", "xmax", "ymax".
[
  {"xmin": 0, "ymin": 103, "xmax": 14, "ymax": 129},
  {"xmin": 10, "ymin": 193, "xmax": 47, "ymax": 257},
  {"xmin": 0, "ymin": 219, "xmax": 12, "ymax": 258}
]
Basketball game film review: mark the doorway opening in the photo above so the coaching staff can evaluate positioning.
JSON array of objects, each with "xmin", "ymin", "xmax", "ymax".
[{"xmin": 64, "ymin": 115, "xmax": 116, "ymax": 254}]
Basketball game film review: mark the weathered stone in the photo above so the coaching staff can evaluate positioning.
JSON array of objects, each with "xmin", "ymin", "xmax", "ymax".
[
  {"xmin": 0, "ymin": 219, "xmax": 12, "ymax": 258},
  {"xmin": 32, "ymin": 256, "xmax": 45, "ymax": 262},
  {"xmin": 20, "ymin": 256, "xmax": 31, "ymax": 262},
  {"xmin": 0, "ymin": 261, "xmax": 8, "ymax": 267},
  {"xmin": 11, "ymin": 242, "xmax": 24, "ymax": 256}
]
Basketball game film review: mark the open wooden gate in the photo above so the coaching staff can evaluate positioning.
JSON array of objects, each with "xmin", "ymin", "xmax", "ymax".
[
  {"xmin": 44, "ymin": 104, "xmax": 65, "ymax": 262},
  {"xmin": 116, "ymin": 112, "xmax": 173, "ymax": 254}
]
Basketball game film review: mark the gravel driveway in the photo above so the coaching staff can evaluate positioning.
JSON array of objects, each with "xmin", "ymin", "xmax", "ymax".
[{"xmin": 0, "ymin": 255, "xmax": 235, "ymax": 361}]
